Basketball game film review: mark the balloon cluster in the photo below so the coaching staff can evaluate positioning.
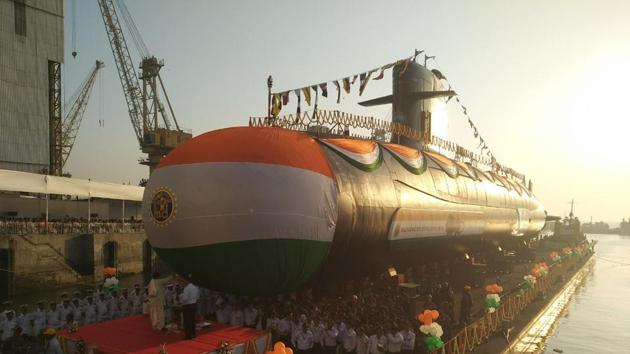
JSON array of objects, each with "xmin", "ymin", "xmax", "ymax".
[
  {"xmin": 484, "ymin": 284, "xmax": 503, "ymax": 313},
  {"xmin": 562, "ymin": 246, "xmax": 573, "ymax": 257},
  {"xmin": 549, "ymin": 251, "xmax": 561, "ymax": 263},
  {"xmin": 530, "ymin": 262, "xmax": 549, "ymax": 278},
  {"xmin": 417, "ymin": 310, "xmax": 444, "ymax": 351},
  {"xmin": 523, "ymin": 275, "xmax": 536, "ymax": 289},
  {"xmin": 103, "ymin": 267, "xmax": 117, "ymax": 276},
  {"xmin": 485, "ymin": 284, "xmax": 503, "ymax": 294},
  {"xmin": 267, "ymin": 342, "xmax": 294, "ymax": 354},
  {"xmin": 574, "ymin": 244, "xmax": 585, "ymax": 255}
]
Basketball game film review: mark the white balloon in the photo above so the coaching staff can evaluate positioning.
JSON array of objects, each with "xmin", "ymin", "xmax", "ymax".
[
  {"xmin": 428, "ymin": 323, "xmax": 443, "ymax": 338},
  {"xmin": 420, "ymin": 324, "xmax": 431, "ymax": 334}
]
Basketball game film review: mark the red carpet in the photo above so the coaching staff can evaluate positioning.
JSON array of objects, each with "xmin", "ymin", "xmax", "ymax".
[{"xmin": 61, "ymin": 316, "xmax": 268, "ymax": 354}]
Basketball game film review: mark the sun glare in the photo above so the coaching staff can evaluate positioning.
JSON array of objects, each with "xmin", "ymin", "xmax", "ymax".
[{"xmin": 570, "ymin": 60, "xmax": 630, "ymax": 164}]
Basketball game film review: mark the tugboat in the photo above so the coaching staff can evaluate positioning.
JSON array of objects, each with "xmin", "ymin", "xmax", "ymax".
[{"xmin": 552, "ymin": 200, "xmax": 586, "ymax": 243}]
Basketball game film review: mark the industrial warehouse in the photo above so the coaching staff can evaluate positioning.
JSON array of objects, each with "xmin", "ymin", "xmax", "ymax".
[{"xmin": 1, "ymin": 1, "xmax": 627, "ymax": 354}]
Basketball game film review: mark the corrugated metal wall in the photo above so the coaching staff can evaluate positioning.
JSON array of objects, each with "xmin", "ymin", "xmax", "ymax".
[{"xmin": 0, "ymin": 0, "xmax": 64, "ymax": 173}]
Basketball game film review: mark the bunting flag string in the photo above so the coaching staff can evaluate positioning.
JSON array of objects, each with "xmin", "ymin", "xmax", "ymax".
[
  {"xmin": 263, "ymin": 49, "xmax": 526, "ymax": 182},
  {"xmin": 270, "ymin": 54, "xmax": 415, "ymax": 116}
]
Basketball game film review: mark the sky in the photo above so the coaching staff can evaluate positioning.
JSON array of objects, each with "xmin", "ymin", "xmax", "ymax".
[{"xmin": 62, "ymin": 0, "xmax": 630, "ymax": 223}]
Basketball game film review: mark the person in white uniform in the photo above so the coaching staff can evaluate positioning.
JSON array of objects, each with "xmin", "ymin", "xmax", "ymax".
[
  {"xmin": 16, "ymin": 305, "xmax": 33, "ymax": 337},
  {"xmin": 1, "ymin": 310, "xmax": 16, "ymax": 342},
  {"xmin": 230, "ymin": 305, "xmax": 245, "ymax": 327},
  {"xmin": 322, "ymin": 323, "xmax": 338, "ymax": 354},
  {"xmin": 46, "ymin": 302, "xmax": 61, "ymax": 329},
  {"xmin": 31, "ymin": 301, "xmax": 47, "ymax": 336},
  {"xmin": 386, "ymin": 329, "xmax": 403, "ymax": 354},
  {"xmin": 295, "ymin": 324, "xmax": 315, "ymax": 354},
  {"xmin": 400, "ymin": 327, "xmax": 415, "ymax": 354},
  {"xmin": 355, "ymin": 328, "xmax": 371, "ymax": 354},
  {"xmin": 83, "ymin": 297, "xmax": 97, "ymax": 324},
  {"xmin": 342, "ymin": 325, "xmax": 357, "ymax": 354},
  {"xmin": 368, "ymin": 329, "xmax": 387, "ymax": 354}
]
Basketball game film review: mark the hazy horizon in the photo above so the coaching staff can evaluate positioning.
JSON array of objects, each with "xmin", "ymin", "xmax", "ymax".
[{"xmin": 62, "ymin": 0, "xmax": 630, "ymax": 222}]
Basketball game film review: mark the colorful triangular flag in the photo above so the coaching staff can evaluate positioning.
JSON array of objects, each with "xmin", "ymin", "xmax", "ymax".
[
  {"xmin": 351, "ymin": 75, "xmax": 358, "ymax": 84},
  {"xmin": 398, "ymin": 57, "xmax": 412, "ymax": 77},
  {"xmin": 342, "ymin": 77, "xmax": 351, "ymax": 94},
  {"xmin": 271, "ymin": 94, "xmax": 282, "ymax": 117},
  {"xmin": 319, "ymin": 83, "xmax": 328, "ymax": 98},
  {"xmin": 333, "ymin": 81, "xmax": 341, "ymax": 103},
  {"xmin": 282, "ymin": 91, "xmax": 290, "ymax": 106},
  {"xmin": 302, "ymin": 86, "xmax": 312, "ymax": 106}
]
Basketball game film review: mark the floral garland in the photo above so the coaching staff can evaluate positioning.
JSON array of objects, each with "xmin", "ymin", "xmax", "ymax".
[
  {"xmin": 531, "ymin": 262, "xmax": 549, "ymax": 278},
  {"xmin": 549, "ymin": 251, "xmax": 561, "ymax": 263}
]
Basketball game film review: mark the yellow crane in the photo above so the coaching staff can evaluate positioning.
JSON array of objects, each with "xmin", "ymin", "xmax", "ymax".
[
  {"xmin": 49, "ymin": 60, "xmax": 104, "ymax": 176},
  {"xmin": 97, "ymin": 0, "xmax": 191, "ymax": 173}
]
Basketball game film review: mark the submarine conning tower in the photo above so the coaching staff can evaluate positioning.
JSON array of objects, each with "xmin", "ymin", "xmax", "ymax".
[{"xmin": 359, "ymin": 60, "xmax": 456, "ymax": 149}]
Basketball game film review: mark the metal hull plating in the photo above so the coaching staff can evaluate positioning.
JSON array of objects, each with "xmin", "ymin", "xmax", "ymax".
[{"xmin": 143, "ymin": 127, "xmax": 545, "ymax": 295}]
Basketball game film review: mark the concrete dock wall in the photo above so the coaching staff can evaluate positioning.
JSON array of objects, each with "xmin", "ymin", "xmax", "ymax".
[{"xmin": 0, "ymin": 232, "xmax": 151, "ymax": 298}]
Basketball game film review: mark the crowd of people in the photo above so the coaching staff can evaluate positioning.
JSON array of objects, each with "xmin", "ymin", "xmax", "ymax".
[
  {"xmin": 0, "ymin": 269, "xmax": 477, "ymax": 354},
  {"xmin": 0, "ymin": 217, "xmax": 144, "ymax": 235}
]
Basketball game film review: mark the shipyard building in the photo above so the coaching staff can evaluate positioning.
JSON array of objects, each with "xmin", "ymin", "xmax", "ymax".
[{"xmin": 0, "ymin": 0, "xmax": 64, "ymax": 173}]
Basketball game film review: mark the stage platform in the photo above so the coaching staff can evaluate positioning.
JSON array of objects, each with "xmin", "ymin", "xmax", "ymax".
[{"xmin": 60, "ymin": 316, "xmax": 269, "ymax": 354}]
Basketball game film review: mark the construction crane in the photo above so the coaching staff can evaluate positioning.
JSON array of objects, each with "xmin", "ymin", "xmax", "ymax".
[
  {"xmin": 49, "ymin": 60, "xmax": 104, "ymax": 176},
  {"xmin": 97, "ymin": 0, "xmax": 191, "ymax": 173}
]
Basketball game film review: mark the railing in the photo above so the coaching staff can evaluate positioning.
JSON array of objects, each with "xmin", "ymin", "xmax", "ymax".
[
  {"xmin": 0, "ymin": 220, "xmax": 144, "ymax": 235},
  {"xmin": 249, "ymin": 110, "xmax": 525, "ymax": 182},
  {"xmin": 432, "ymin": 250, "xmax": 590, "ymax": 354}
]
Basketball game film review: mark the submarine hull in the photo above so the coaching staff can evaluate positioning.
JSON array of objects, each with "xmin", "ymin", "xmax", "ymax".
[{"xmin": 143, "ymin": 127, "xmax": 545, "ymax": 295}]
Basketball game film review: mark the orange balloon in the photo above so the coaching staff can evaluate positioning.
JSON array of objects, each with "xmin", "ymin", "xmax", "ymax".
[
  {"xmin": 285, "ymin": 348, "xmax": 294, "ymax": 354},
  {"xmin": 274, "ymin": 342, "xmax": 286, "ymax": 354}
]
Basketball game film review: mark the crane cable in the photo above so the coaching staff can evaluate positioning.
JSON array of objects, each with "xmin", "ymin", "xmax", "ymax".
[
  {"xmin": 71, "ymin": 0, "xmax": 77, "ymax": 58},
  {"xmin": 115, "ymin": 0, "xmax": 150, "ymax": 58}
]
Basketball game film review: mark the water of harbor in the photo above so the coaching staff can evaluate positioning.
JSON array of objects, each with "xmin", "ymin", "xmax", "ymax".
[{"xmin": 539, "ymin": 234, "xmax": 630, "ymax": 353}]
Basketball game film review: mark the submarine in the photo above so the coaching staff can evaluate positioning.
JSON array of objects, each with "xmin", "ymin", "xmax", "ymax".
[{"xmin": 142, "ymin": 60, "xmax": 546, "ymax": 295}]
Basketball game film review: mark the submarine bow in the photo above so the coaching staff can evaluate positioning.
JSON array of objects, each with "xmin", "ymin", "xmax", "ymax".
[{"xmin": 143, "ymin": 127, "xmax": 338, "ymax": 295}]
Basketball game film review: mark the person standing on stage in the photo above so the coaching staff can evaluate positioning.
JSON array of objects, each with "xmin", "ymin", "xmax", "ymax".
[
  {"xmin": 180, "ymin": 275, "xmax": 200, "ymax": 340},
  {"xmin": 148, "ymin": 271, "xmax": 171, "ymax": 331}
]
